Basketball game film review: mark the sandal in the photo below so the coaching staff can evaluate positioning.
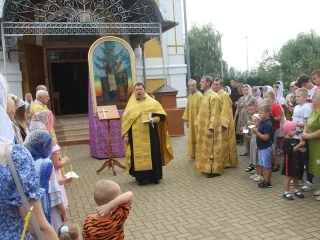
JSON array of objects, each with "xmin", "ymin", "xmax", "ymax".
[
  {"xmin": 272, "ymin": 164, "xmax": 280, "ymax": 172},
  {"xmin": 283, "ymin": 193, "xmax": 294, "ymax": 200},
  {"xmin": 294, "ymin": 191, "xmax": 305, "ymax": 198},
  {"xmin": 245, "ymin": 165, "xmax": 255, "ymax": 172}
]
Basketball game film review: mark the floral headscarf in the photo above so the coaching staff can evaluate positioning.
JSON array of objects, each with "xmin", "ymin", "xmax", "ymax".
[
  {"xmin": 29, "ymin": 110, "xmax": 54, "ymax": 132},
  {"xmin": 24, "ymin": 130, "xmax": 53, "ymax": 160},
  {"xmin": 252, "ymin": 86, "xmax": 261, "ymax": 99}
]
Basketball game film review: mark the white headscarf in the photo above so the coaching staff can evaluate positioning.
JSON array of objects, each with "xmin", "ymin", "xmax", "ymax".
[
  {"xmin": 243, "ymin": 84, "xmax": 252, "ymax": 99},
  {"xmin": 0, "ymin": 74, "xmax": 15, "ymax": 144},
  {"xmin": 24, "ymin": 93, "xmax": 33, "ymax": 108},
  {"xmin": 274, "ymin": 81, "xmax": 285, "ymax": 104},
  {"xmin": 225, "ymin": 86, "xmax": 231, "ymax": 95}
]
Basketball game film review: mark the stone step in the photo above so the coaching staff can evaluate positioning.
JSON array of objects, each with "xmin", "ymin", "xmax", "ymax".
[
  {"xmin": 54, "ymin": 123, "xmax": 89, "ymax": 131},
  {"xmin": 57, "ymin": 132, "xmax": 89, "ymax": 142},
  {"xmin": 55, "ymin": 126, "xmax": 89, "ymax": 137}
]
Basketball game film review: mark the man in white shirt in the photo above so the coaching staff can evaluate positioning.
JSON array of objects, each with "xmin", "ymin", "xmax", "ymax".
[{"xmin": 297, "ymin": 74, "xmax": 317, "ymax": 107}]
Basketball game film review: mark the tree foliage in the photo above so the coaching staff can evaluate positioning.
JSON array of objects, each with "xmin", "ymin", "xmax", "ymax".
[
  {"xmin": 252, "ymin": 30, "xmax": 320, "ymax": 87},
  {"xmin": 188, "ymin": 23, "xmax": 228, "ymax": 81}
]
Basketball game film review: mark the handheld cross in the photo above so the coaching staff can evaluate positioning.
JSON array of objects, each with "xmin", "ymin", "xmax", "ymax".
[{"xmin": 99, "ymin": 108, "xmax": 108, "ymax": 119}]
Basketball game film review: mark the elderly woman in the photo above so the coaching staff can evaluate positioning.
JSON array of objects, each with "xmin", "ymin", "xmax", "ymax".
[
  {"xmin": 25, "ymin": 130, "xmax": 68, "ymax": 232},
  {"xmin": 301, "ymin": 91, "xmax": 320, "ymax": 199},
  {"xmin": 234, "ymin": 84, "xmax": 257, "ymax": 153},
  {"xmin": 0, "ymin": 74, "xmax": 58, "ymax": 239}
]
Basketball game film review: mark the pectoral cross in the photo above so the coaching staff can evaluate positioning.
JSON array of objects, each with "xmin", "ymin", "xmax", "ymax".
[{"xmin": 99, "ymin": 108, "xmax": 108, "ymax": 119}]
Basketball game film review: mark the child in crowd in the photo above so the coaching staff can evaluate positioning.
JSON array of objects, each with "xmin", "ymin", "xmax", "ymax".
[
  {"xmin": 281, "ymin": 121, "xmax": 306, "ymax": 200},
  {"xmin": 82, "ymin": 180, "xmax": 133, "ymax": 240},
  {"xmin": 252, "ymin": 104, "xmax": 274, "ymax": 188},
  {"xmin": 58, "ymin": 222, "xmax": 80, "ymax": 240},
  {"xmin": 263, "ymin": 91, "xmax": 283, "ymax": 172},
  {"xmin": 242, "ymin": 102, "xmax": 257, "ymax": 158},
  {"xmin": 291, "ymin": 88, "xmax": 312, "ymax": 187},
  {"xmin": 249, "ymin": 114, "xmax": 263, "ymax": 181},
  {"xmin": 244, "ymin": 102, "xmax": 258, "ymax": 168}
]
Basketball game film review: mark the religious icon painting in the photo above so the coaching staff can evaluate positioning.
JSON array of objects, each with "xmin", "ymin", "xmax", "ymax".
[{"xmin": 88, "ymin": 36, "xmax": 137, "ymax": 113}]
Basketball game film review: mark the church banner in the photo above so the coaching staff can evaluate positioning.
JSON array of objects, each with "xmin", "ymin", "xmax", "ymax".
[{"xmin": 88, "ymin": 36, "xmax": 137, "ymax": 114}]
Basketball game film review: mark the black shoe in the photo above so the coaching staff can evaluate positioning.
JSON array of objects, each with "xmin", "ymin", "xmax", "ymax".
[
  {"xmin": 207, "ymin": 173, "xmax": 220, "ymax": 178},
  {"xmin": 245, "ymin": 165, "xmax": 255, "ymax": 172},
  {"xmin": 294, "ymin": 191, "xmax": 305, "ymax": 198},
  {"xmin": 272, "ymin": 164, "xmax": 280, "ymax": 172},
  {"xmin": 283, "ymin": 193, "xmax": 294, "ymax": 200},
  {"xmin": 138, "ymin": 181, "xmax": 146, "ymax": 186},
  {"xmin": 258, "ymin": 181, "xmax": 272, "ymax": 188},
  {"xmin": 151, "ymin": 180, "xmax": 160, "ymax": 184}
]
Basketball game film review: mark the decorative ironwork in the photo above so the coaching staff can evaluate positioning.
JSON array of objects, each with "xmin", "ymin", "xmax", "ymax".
[
  {"xmin": 3, "ymin": 22, "xmax": 161, "ymax": 35},
  {"xmin": 3, "ymin": 0, "xmax": 160, "ymax": 23},
  {"xmin": 1, "ymin": 0, "xmax": 167, "ymax": 48}
]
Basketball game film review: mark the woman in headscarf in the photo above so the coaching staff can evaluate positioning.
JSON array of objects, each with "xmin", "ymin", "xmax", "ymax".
[
  {"xmin": 234, "ymin": 84, "xmax": 257, "ymax": 153},
  {"xmin": 0, "ymin": 74, "xmax": 58, "ymax": 239},
  {"xmin": 24, "ymin": 92, "xmax": 33, "ymax": 107},
  {"xmin": 273, "ymin": 81, "xmax": 286, "ymax": 105},
  {"xmin": 224, "ymin": 86, "xmax": 232, "ymax": 95},
  {"xmin": 29, "ymin": 109, "xmax": 71, "ymax": 211},
  {"xmin": 252, "ymin": 86, "xmax": 263, "ymax": 104},
  {"xmin": 29, "ymin": 109, "xmax": 54, "ymax": 132},
  {"xmin": 14, "ymin": 98, "xmax": 29, "ymax": 141},
  {"xmin": 24, "ymin": 130, "xmax": 68, "ymax": 233}
]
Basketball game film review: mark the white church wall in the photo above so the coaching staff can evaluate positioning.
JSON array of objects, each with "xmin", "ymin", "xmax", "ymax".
[{"xmin": 0, "ymin": 43, "xmax": 23, "ymax": 99}]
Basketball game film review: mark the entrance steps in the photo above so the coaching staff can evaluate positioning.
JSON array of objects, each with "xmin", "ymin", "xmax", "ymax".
[{"xmin": 54, "ymin": 115, "xmax": 89, "ymax": 146}]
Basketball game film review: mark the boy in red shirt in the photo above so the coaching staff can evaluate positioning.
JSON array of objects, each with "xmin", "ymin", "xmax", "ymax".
[{"xmin": 264, "ymin": 90, "xmax": 283, "ymax": 172}]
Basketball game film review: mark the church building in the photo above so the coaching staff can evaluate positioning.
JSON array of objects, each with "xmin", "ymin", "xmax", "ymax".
[{"xmin": 0, "ymin": 0, "xmax": 187, "ymax": 115}]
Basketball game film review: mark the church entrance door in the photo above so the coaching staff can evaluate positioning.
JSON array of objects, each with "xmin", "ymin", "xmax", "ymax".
[{"xmin": 48, "ymin": 49, "xmax": 89, "ymax": 115}]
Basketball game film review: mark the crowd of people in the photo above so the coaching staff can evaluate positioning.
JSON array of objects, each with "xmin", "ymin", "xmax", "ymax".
[
  {"xmin": 2, "ymin": 68, "xmax": 320, "ymax": 239},
  {"xmin": 183, "ymin": 70, "xmax": 320, "ymax": 200},
  {"xmin": 0, "ymin": 75, "xmax": 133, "ymax": 239}
]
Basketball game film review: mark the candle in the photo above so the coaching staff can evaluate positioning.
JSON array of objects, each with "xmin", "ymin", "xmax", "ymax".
[
  {"xmin": 20, "ymin": 206, "xmax": 33, "ymax": 240},
  {"xmin": 64, "ymin": 147, "xmax": 67, "ymax": 157}
]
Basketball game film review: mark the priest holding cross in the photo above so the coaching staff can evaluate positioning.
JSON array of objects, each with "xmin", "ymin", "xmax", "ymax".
[{"xmin": 122, "ymin": 83, "xmax": 174, "ymax": 185}]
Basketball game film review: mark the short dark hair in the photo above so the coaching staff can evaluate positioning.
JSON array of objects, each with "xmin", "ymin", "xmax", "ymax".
[
  {"xmin": 214, "ymin": 78, "xmax": 223, "ymax": 86},
  {"xmin": 202, "ymin": 76, "xmax": 213, "ymax": 86},
  {"xmin": 294, "ymin": 81, "xmax": 302, "ymax": 88},
  {"xmin": 230, "ymin": 78, "xmax": 237, "ymax": 82},
  {"xmin": 312, "ymin": 69, "xmax": 320, "ymax": 78},
  {"xmin": 297, "ymin": 74, "xmax": 310, "ymax": 84},
  {"xmin": 134, "ymin": 82, "xmax": 145, "ymax": 89}
]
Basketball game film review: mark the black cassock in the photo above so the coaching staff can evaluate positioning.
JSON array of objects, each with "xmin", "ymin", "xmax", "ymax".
[{"xmin": 128, "ymin": 114, "xmax": 165, "ymax": 184}]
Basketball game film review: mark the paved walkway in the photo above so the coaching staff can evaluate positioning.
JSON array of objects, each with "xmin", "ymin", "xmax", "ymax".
[{"xmin": 66, "ymin": 132, "xmax": 320, "ymax": 240}]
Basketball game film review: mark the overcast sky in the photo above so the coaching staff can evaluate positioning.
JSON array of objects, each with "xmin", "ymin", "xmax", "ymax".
[{"xmin": 184, "ymin": 0, "xmax": 320, "ymax": 72}]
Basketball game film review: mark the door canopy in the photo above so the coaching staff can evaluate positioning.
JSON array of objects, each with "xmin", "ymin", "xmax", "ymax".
[{"xmin": 0, "ymin": 0, "xmax": 177, "ymax": 48}]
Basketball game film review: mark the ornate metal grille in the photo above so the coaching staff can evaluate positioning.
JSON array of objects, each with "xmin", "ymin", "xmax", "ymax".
[
  {"xmin": 3, "ymin": 0, "xmax": 159, "ymax": 23},
  {"xmin": 1, "ymin": 0, "xmax": 164, "ymax": 48}
]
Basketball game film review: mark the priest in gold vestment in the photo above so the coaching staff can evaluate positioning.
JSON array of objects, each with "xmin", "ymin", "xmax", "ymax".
[
  {"xmin": 194, "ymin": 76, "xmax": 223, "ymax": 176},
  {"xmin": 122, "ymin": 83, "xmax": 173, "ymax": 185},
  {"xmin": 213, "ymin": 78, "xmax": 238, "ymax": 167},
  {"xmin": 182, "ymin": 79, "xmax": 202, "ymax": 157}
]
